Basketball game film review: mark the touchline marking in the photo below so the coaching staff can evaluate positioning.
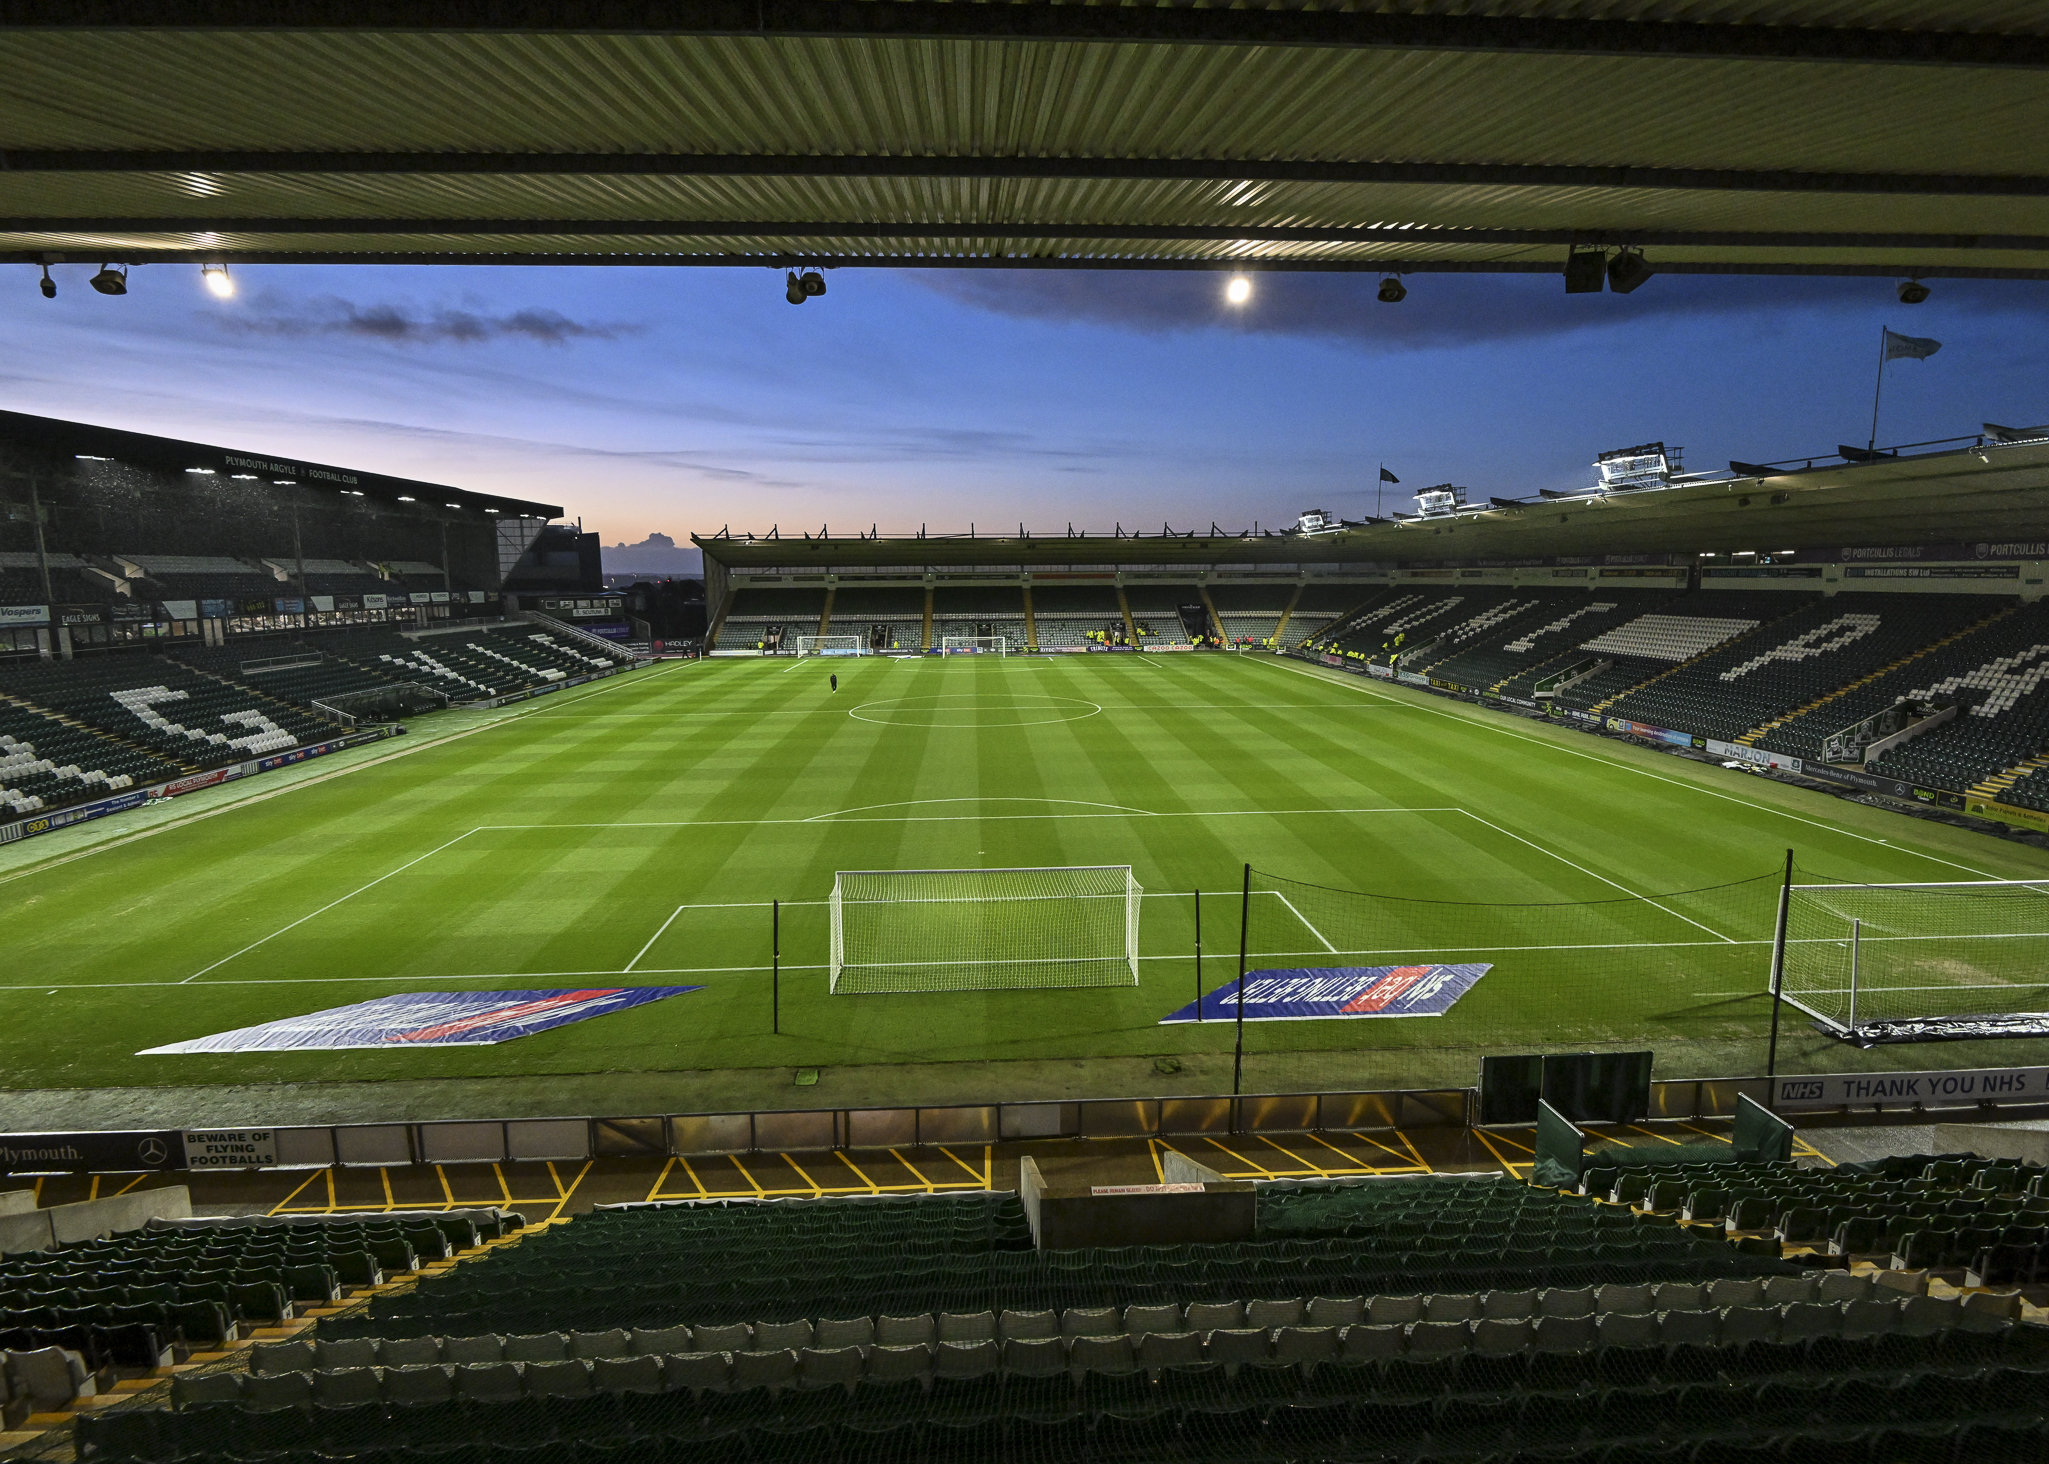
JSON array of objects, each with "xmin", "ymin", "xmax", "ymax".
[
  {"xmin": 1246, "ymin": 655, "xmax": 2016, "ymax": 882},
  {"xmin": 179, "ymin": 829, "xmax": 481, "ymax": 984},
  {"xmin": 806, "ymin": 796, "xmax": 1157, "ymax": 822},
  {"xmin": 0, "ymin": 658, "xmax": 688, "ymax": 890},
  {"xmin": 624, "ymin": 905, "xmax": 686, "ymax": 973}
]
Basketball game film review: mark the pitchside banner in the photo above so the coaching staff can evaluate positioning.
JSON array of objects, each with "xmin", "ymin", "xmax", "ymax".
[
  {"xmin": 139, "ymin": 988, "xmax": 702, "ymax": 1054},
  {"xmin": 1771, "ymin": 1066, "xmax": 2049, "ymax": 1110},
  {"xmin": 1160, "ymin": 964, "xmax": 1491, "ymax": 1024}
]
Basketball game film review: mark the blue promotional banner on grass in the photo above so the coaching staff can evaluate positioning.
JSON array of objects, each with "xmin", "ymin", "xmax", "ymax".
[
  {"xmin": 1159, "ymin": 964, "xmax": 1490, "ymax": 1024},
  {"xmin": 139, "ymin": 988, "xmax": 702, "ymax": 1054}
]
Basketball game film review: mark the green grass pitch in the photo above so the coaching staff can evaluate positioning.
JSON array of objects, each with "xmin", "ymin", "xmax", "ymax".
[{"xmin": 7, "ymin": 651, "xmax": 2049, "ymax": 1105}]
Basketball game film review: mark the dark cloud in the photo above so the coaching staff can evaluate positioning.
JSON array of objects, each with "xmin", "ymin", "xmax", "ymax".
[
  {"xmin": 909, "ymin": 270, "xmax": 2049, "ymax": 349},
  {"xmin": 220, "ymin": 295, "xmax": 641, "ymax": 346}
]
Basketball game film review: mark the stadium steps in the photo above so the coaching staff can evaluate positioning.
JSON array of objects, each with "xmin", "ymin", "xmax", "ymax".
[
  {"xmin": 1196, "ymin": 583, "xmax": 1224, "ymax": 639},
  {"xmin": 0, "ymin": 688, "xmax": 203, "ymax": 775},
  {"xmin": 1585, "ymin": 606, "xmax": 1811, "ymax": 716},
  {"xmin": 1734, "ymin": 603, "xmax": 2017, "ymax": 747},
  {"xmin": 1115, "ymin": 585, "xmax": 1139, "ymax": 643},
  {"xmin": 1021, "ymin": 584, "xmax": 1038, "ymax": 650},
  {"xmin": 177, "ymin": 662, "xmax": 347, "ymax": 741},
  {"xmin": 702, "ymin": 588, "xmax": 736, "ymax": 651},
  {"xmin": 1270, "ymin": 582, "xmax": 1305, "ymax": 644},
  {"xmin": 816, "ymin": 585, "xmax": 836, "ymax": 637},
  {"xmin": 921, "ymin": 585, "xmax": 933, "ymax": 651},
  {"xmin": 1970, "ymin": 750, "xmax": 2049, "ymax": 798}
]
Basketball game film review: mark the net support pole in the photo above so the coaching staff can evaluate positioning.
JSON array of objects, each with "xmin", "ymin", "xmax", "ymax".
[
  {"xmin": 1233, "ymin": 863, "xmax": 1250, "ymax": 1109},
  {"xmin": 772, "ymin": 899, "xmax": 780, "ymax": 1035},
  {"xmin": 1765, "ymin": 847, "xmax": 1793, "ymax": 1097},
  {"xmin": 1193, "ymin": 890, "xmax": 1203, "ymax": 1023},
  {"xmin": 1847, "ymin": 918, "xmax": 1861, "ymax": 1036}
]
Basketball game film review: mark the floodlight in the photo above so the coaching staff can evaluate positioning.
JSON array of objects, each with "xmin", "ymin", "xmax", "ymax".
[
  {"xmin": 1563, "ymin": 249, "xmax": 1606, "ymax": 294},
  {"xmin": 800, "ymin": 270, "xmax": 826, "ymax": 297},
  {"xmin": 202, "ymin": 263, "xmax": 234, "ymax": 298},
  {"xmin": 37, "ymin": 265, "xmax": 54, "ymax": 299},
  {"xmin": 1225, "ymin": 275, "xmax": 1252, "ymax": 305},
  {"xmin": 397, "ymin": 495, "xmax": 416, "ymax": 502},
  {"xmin": 1376, "ymin": 276, "xmax": 1406, "ymax": 303},
  {"xmin": 785, "ymin": 271, "xmax": 807, "ymax": 304},
  {"xmin": 1606, "ymin": 249, "xmax": 1653, "ymax": 294},
  {"xmin": 1897, "ymin": 279, "xmax": 1930, "ymax": 304},
  {"xmin": 89, "ymin": 264, "xmax": 128, "ymax": 296}
]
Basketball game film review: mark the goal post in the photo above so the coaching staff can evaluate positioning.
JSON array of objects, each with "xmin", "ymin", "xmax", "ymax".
[
  {"xmin": 829, "ymin": 865, "xmax": 1141, "ymax": 993},
  {"xmin": 1774, "ymin": 878, "xmax": 2049, "ymax": 1042},
  {"xmin": 940, "ymin": 636, "xmax": 1008, "ymax": 656},
  {"xmin": 794, "ymin": 635, "xmax": 863, "ymax": 657}
]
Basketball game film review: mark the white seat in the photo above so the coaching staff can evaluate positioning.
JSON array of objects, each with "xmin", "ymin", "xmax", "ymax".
[
  {"xmin": 1001, "ymin": 1337, "xmax": 1067, "ymax": 1377},
  {"xmin": 592, "ymin": 1355, "xmax": 665, "ymax": 1394},
  {"xmin": 525, "ymin": 1360, "xmax": 594, "ymax": 1398}
]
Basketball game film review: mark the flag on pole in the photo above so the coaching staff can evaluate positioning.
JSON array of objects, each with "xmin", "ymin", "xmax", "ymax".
[
  {"xmin": 1883, "ymin": 328, "xmax": 1941, "ymax": 361},
  {"xmin": 1379, "ymin": 467, "xmax": 1400, "ymax": 483}
]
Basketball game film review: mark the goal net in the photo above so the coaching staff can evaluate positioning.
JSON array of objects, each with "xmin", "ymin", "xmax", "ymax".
[
  {"xmin": 1776, "ymin": 879, "xmax": 2049, "ymax": 1043},
  {"xmin": 795, "ymin": 635, "xmax": 863, "ymax": 657},
  {"xmin": 941, "ymin": 636, "xmax": 1007, "ymax": 656},
  {"xmin": 829, "ymin": 865, "xmax": 1140, "ymax": 993}
]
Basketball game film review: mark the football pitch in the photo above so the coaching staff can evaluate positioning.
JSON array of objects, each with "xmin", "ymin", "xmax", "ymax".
[{"xmin": 7, "ymin": 651, "xmax": 2049, "ymax": 1116}]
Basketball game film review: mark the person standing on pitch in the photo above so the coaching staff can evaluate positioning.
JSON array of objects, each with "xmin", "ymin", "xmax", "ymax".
[{"xmin": 830, "ymin": 674, "xmax": 838, "ymax": 692}]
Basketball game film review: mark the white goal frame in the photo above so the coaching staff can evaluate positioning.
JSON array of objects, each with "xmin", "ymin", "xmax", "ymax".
[
  {"xmin": 795, "ymin": 635, "xmax": 864, "ymax": 657},
  {"xmin": 829, "ymin": 864, "xmax": 1141, "ymax": 994},
  {"xmin": 940, "ymin": 636, "xmax": 1009, "ymax": 656},
  {"xmin": 1772, "ymin": 877, "xmax": 2049, "ymax": 1037}
]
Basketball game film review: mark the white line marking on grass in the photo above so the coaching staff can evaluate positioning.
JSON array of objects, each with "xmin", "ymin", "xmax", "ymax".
[
  {"xmin": 806, "ymin": 796, "xmax": 1157, "ymax": 822},
  {"xmin": 485, "ymin": 807, "xmax": 1458, "ymax": 830},
  {"xmin": 624, "ymin": 905, "xmax": 686, "ymax": 972},
  {"xmin": 1455, "ymin": 809, "xmax": 1739, "ymax": 944},
  {"xmin": 1268, "ymin": 890, "xmax": 1340, "ymax": 953},
  {"xmin": 1244, "ymin": 655, "xmax": 2015, "ymax": 881},
  {"xmin": 177, "ymin": 828, "xmax": 482, "ymax": 984},
  {"xmin": 0, "ymin": 660, "xmax": 691, "ymax": 890}
]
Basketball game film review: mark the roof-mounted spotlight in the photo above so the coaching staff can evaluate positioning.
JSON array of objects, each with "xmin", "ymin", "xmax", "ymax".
[
  {"xmin": 1897, "ymin": 279, "xmax": 1931, "ymax": 304},
  {"xmin": 201, "ymin": 263, "xmax": 234, "ymax": 298},
  {"xmin": 1225, "ymin": 274, "xmax": 1252, "ymax": 305},
  {"xmin": 1606, "ymin": 249, "xmax": 1653, "ymax": 295},
  {"xmin": 800, "ymin": 269, "xmax": 826, "ymax": 298},
  {"xmin": 1563, "ymin": 249, "xmax": 1606, "ymax": 294},
  {"xmin": 785, "ymin": 271, "xmax": 808, "ymax": 305},
  {"xmin": 89, "ymin": 264, "xmax": 128, "ymax": 296},
  {"xmin": 37, "ymin": 265, "xmax": 54, "ymax": 299},
  {"xmin": 1376, "ymin": 275, "xmax": 1406, "ymax": 304}
]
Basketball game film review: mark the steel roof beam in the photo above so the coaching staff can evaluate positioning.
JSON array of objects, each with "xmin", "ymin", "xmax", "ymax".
[
  {"xmin": 3, "ymin": 1, "xmax": 2047, "ymax": 70},
  {"xmin": 11, "ymin": 249, "xmax": 2049, "ymax": 279},
  {"xmin": 4, "ymin": 152, "xmax": 2047, "ymax": 198},
  {"xmin": 8, "ymin": 217, "xmax": 2046, "ymax": 252}
]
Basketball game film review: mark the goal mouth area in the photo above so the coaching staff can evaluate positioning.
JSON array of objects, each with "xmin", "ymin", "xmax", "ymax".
[{"xmin": 1816, "ymin": 1011, "xmax": 2049, "ymax": 1047}]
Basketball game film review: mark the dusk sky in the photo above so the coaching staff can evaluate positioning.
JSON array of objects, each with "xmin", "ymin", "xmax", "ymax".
[{"xmin": 6, "ymin": 261, "xmax": 2048, "ymax": 555}]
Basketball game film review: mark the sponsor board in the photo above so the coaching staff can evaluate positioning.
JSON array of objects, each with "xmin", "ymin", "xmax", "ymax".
[
  {"xmin": 160, "ymin": 599, "xmax": 198, "ymax": 620},
  {"xmin": 1367, "ymin": 663, "xmax": 1394, "ymax": 680},
  {"xmin": 0, "ymin": 1130, "xmax": 184, "ymax": 1174},
  {"xmin": 1091, "ymin": 1184, "xmax": 1204, "ymax": 1195},
  {"xmin": 1160, "ymin": 964, "xmax": 1491, "ymax": 1024},
  {"xmin": 140, "ymin": 987, "xmax": 705, "ymax": 1054},
  {"xmin": 1771, "ymin": 1066, "xmax": 2049, "ymax": 1110},
  {"xmin": 1396, "ymin": 670, "xmax": 1430, "ymax": 686},
  {"xmin": 181, "ymin": 1129, "xmax": 277, "ymax": 1169},
  {"xmin": 1496, "ymin": 695, "xmax": 1539, "ymax": 709},
  {"xmin": 1703, "ymin": 739, "xmax": 1804, "ymax": 775},
  {"xmin": 363, "ymin": 593, "xmax": 387, "ymax": 609},
  {"xmin": 1967, "ymin": 797, "xmax": 2049, "ymax": 833},
  {"xmin": 0, "ymin": 604, "xmax": 49, "ymax": 627}
]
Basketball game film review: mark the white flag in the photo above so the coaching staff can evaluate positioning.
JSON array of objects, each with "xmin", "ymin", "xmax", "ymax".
[{"xmin": 1884, "ymin": 328, "xmax": 1941, "ymax": 361}]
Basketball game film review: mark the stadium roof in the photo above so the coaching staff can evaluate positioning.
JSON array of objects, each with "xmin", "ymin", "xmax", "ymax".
[
  {"xmin": 694, "ymin": 433, "xmax": 2049, "ymax": 567},
  {"xmin": 6, "ymin": 2, "xmax": 2049, "ymax": 280},
  {"xmin": 0, "ymin": 407, "xmax": 563, "ymax": 519}
]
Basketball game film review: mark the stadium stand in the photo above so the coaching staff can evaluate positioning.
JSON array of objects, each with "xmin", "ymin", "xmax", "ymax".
[
  {"xmin": 714, "ymin": 587, "xmax": 827, "ymax": 650},
  {"xmin": 307, "ymin": 625, "xmax": 621, "ymax": 701},
  {"xmin": 932, "ymin": 585, "xmax": 1025, "ymax": 650},
  {"xmin": 1863, "ymin": 607, "xmax": 2049, "ymax": 799},
  {"xmin": 1280, "ymin": 583, "xmax": 1382, "ymax": 649},
  {"xmin": 1030, "ymin": 584, "xmax": 1129, "ymax": 649},
  {"xmin": 60, "ymin": 1158, "xmax": 2049, "ymax": 1464},
  {"xmin": 0, "ymin": 657, "xmax": 339, "ymax": 769},
  {"xmin": 1596, "ymin": 594, "xmax": 1993, "ymax": 744},
  {"xmin": 1544, "ymin": 592, "xmax": 1817, "ymax": 717},
  {"xmin": 827, "ymin": 586, "xmax": 926, "ymax": 652},
  {"xmin": 1206, "ymin": 583, "xmax": 1295, "ymax": 645},
  {"xmin": 0, "ymin": 698, "xmax": 180, "ymax": 814},
  {"xmin": 1748, "ymin": 599, "xmax": 2049, "ymax": 785}
]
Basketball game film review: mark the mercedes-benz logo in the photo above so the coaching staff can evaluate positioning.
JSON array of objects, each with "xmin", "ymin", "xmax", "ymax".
[{"xmin": 136, "ymin": 1137, "xmax": 169, "ymax": 1166}]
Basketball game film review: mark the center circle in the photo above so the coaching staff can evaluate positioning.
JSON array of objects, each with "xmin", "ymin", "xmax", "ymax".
[{"xmin": 849, "ymin": 694, "xmax": 1103, "ymax": 728}]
